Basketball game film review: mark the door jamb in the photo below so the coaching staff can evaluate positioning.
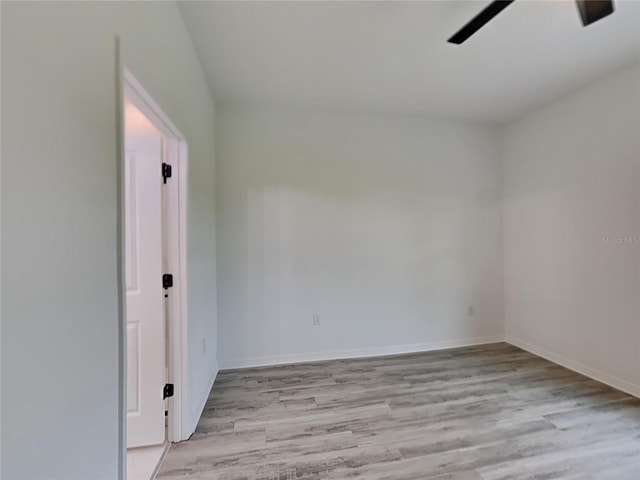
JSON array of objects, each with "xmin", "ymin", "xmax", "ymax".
[{"xmin": 121, "ymin": 68, "xmax": 190, "ymax": 446}]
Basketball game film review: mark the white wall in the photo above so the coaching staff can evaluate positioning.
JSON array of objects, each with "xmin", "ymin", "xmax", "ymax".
[
  {"xmin": 503, "ymin": 64, "xmax": 640, "ymax": 397},
  {"xmin": 1, "ymin": 2, "xmax": 217, "ymax": 478},
  {"xmin": 216, "ymin": 106, "xmax": 504, "ymax": 368}
]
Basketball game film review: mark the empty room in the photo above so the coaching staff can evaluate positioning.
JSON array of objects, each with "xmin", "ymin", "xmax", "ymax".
[{"xmin": 1, "ymin": 1, "xmax": 639, "ymax": 479}]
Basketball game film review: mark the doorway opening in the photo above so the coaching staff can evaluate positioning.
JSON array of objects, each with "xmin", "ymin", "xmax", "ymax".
[{"xmin": 121, "ymin": 69, "xmax": 189, "ymax": 480}]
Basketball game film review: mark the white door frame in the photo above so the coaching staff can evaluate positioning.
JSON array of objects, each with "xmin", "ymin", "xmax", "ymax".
[{"xmin": 120, "ymin": 68, "xmax": 190, "ymax": 447}]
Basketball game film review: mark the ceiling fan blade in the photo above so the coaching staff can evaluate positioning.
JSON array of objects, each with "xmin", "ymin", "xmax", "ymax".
[
  {"xmin": 448, "ymin": 0, "xmax": 516, "ymax": 45},
  {"xmin": 575, "ymin": 0, "xmax": 614, "ymax": 26}
]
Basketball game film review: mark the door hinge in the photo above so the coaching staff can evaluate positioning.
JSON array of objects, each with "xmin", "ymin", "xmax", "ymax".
[
  {"xmin": 163, "ymin": 383, "xmax": 174, "ymax": 400},
  {"xmin": 163, "ymin": 273, "xmax": 174, "ymax": 289},
  {"xmin": 162, "ymin": 163, "xmax": 172, "ymax": 184}
]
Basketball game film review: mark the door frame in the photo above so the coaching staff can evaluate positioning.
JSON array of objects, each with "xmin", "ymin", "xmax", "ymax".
[{"xmin": 119, "ymin": 68, "xmax": 190, "ymax": 449}]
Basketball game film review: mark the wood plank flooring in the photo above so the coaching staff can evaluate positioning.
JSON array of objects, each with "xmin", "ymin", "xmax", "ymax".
[{"xmin": 157, "ymin": 343, "xmax": 640, "ymax": 480}]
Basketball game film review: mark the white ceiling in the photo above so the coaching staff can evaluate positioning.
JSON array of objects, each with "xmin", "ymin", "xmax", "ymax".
[
  {"xmin": 178, "ymin": 0, "xmax": 640, "ymax": 123},
  {"xmin": 124, "ymin": 99, "xmax": 161, "ymax": 136}
]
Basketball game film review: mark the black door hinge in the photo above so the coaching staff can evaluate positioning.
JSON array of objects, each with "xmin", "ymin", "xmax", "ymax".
[
  {"xmin": 162, "ymin": 163, "xmax": 172, "ymax": 184},
  {"xmin": 163, "ymin": 273, "xmax": 174, "ymax": 289},
  {"xmin": 163, "ymin": 383, "xmax": 174, "ymax": 400}
]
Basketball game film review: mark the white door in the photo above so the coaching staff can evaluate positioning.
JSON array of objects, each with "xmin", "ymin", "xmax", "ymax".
[{"xmin": 125, "ymin": 135, "xmax": 166, "ymax": 448}]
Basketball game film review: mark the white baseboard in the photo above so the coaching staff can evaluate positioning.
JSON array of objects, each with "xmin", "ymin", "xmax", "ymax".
[
  {"xmin": 506, "ymin": 334, "xmax": 640, "ymax": 399},
  {"xmin": 220, "ymin": 336, "xmax": 505, "ymax": 370},
  {"xmin": 150, "ymin": 442, "xmax": 170, "ymax": 480},
  {"xmin": 189, "ymin": 360, "xmax": 219, "ymax": 437}
]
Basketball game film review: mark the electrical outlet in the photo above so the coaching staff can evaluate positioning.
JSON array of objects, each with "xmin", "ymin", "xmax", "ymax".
[
  {"xmin": 467, "ymin": 306, "xmax": 474, "ymax": 317},
  {"xmin": 202, "ymin": 338, "xmax": 207, "ymax": 355},
  {"xmin": 312, "ymin": 314, "xmax": 321, "ymax": 326}
]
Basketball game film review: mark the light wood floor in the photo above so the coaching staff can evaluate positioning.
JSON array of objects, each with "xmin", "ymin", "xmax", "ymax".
[{"xmin": 158, "ymin": 343, "xmax": 640, "ymax": 480}]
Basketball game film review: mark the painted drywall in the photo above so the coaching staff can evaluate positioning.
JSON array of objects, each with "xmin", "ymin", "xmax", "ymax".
[
  {"xmin": 1, "ymin": 2, "xmax": 217, "ymax": 479},
  {"xmin": 216, "ymin": 106, "xmax": 504, "ymax": 368},
  {"xmin": 503, "ymin": 64, "xmax": 640, "ymax": 397}
]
